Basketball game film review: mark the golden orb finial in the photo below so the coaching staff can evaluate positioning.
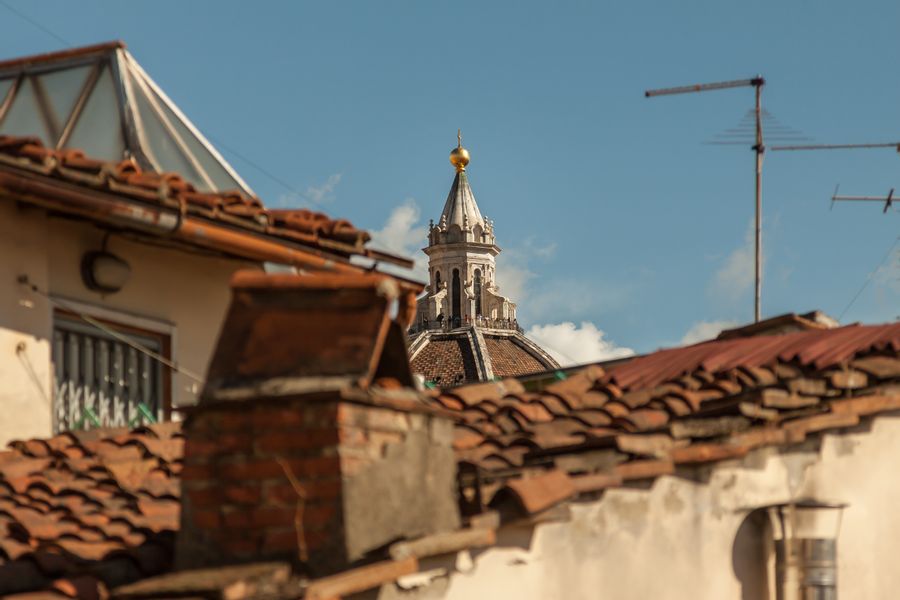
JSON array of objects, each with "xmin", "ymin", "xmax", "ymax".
[{"xmin": 449, "ymin": 128, "xmax": 470, "ymax": 172}]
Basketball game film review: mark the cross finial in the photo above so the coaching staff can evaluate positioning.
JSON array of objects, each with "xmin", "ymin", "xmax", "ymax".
[{"xmin": 457, "ymin": 129, "xmax": 462, "ymax": 148}]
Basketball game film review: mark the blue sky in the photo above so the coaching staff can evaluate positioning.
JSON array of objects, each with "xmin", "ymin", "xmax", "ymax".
[{"xmin": 2, "ymin": 1, "xmax": 898, "ymax": 359}]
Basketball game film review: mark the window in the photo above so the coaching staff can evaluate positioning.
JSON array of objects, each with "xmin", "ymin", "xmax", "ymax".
[
  {"xmin": 451, "ymin": 269, "xmax": 461, "ymax": 323},
  {"xmin": 434, "ymin": 270, "xmax": 441, "ymax": 291},
  {"xmin": 474, "ymin": 269, "xmax": 482, "ymax": 316},
  {"xmin": 52, "ymin": 311, "xmax": 170, "ymax": 433}
]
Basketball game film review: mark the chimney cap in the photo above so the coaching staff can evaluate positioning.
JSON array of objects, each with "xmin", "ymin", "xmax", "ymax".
[{"xmin": 201, "ymin": 271, "xmax": 415, "ymax": 404}]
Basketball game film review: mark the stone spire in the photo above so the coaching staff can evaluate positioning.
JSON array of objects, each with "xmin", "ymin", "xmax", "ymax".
[
  {"xmin": 414, "ymin": 132, "xmax": 511, "ymax": 327},
  {"xmin": 440, "ymin": 170, "xmax": 485, "ymax": 232},
  {"xmin": 407, "ymin": 132, "xmax": 560, "ymax": 385}
]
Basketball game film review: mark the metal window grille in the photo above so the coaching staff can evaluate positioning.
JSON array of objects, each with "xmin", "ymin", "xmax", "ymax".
[{"xmin": 52, "ymin": 314, "xmax": 165, "ymax": 433}]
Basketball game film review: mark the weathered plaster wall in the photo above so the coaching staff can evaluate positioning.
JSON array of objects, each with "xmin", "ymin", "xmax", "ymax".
[
  {"xmin": 0, "ymin": 202, "xmax": 257, "ymax": 445},
  {"xmin": 0, "ymin": 203, "xmax": 53, "ymax": 451},
  {"xmin": 387, "ymin": 413, "xmax": 900, "ymax": 600}
]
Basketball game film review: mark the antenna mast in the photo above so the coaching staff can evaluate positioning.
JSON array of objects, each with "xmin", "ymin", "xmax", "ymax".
[{"xmin": 646, "ymin": 76, "xmax": 766, "ymax": 322}]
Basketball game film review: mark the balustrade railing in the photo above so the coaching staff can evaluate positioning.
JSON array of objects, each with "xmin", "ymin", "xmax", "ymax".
[{"xmin": 408, "ymin": 316, "xmax": 523, "ymax": 335}]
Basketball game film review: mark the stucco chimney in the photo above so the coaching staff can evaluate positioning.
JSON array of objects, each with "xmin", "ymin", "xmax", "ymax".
[{"xmin": 176, "ymin": 272, "xmax": 460, "ymax": 576}]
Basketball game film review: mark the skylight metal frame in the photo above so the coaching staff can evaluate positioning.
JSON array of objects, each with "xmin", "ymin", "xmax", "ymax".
[
  {"xmin": 121, "ymin": 52, "xmax": 217, "ymax": 191},
  {"xmin": 0, "ymin": 44, "xmax": 255, "ymax": 197},
  {"xmin": 56, "ymin": 63, "xmax": 102, "ymax": 150},
  {"xmin": 112, "ymin": 49, "xmax": 152, "ymax": 170},
  {"xmin": 0, "ymin": 75, "xmax": 21, "ymax": 126},
  {"xmin": 123, "ymin": 50, "xmax": 254, "ymax": 195},
  {"xmin": 29, "ymin": 75, "xmax": 60, "ymax": 140}
]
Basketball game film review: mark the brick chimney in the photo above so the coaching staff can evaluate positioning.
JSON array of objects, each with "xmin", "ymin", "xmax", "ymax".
[{"xmin": 176, "ymin": 272, "xmax": 460, "ymax": 576}]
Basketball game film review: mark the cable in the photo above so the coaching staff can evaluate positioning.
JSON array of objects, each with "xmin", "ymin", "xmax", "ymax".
[
  {"xmin": 0, "ymin": 1, "xmax": 71, "ymax": 47},
  {"xmin": 206, "ymin": 134, "xmax": 322, "ymax": 206},
  {"xmin": 18, "ymin": 275, "xmax": 204, "ymax": 383},
  {"xmin": 838, "ymin": 236, "xmax": 900, "ymax": 321}
]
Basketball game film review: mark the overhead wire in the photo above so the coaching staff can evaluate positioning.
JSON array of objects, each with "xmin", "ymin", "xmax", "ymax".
[
  {"xmin": 0, "ymin": 0, "xmax": 71, "ymax": 46},
  {"xmin": 205, "ymin": 134, "xmax": 322, "ymax": 206},
  {"xmin": 18, "ymin": 276, "xmax": 204, "ymax": 383},
  {"xmin": 838, "ymin": 236, "xmax": 900, "ymax": 321}
]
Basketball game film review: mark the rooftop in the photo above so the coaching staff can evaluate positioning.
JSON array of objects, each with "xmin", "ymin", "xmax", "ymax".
[
  {"xmin": 2, "ymin": 319, "xmax": 897, "ymax": 596},
  {"xmin": 0, "ymin": 134, "xmax": 414, "ymax": 272},
  {"xmin": 409, "ymin": 325, "xmax": 559, "ymax": 386},
  {"xmin": 429, "ymin": 321, "xmax": 900, "ymax": 512}
]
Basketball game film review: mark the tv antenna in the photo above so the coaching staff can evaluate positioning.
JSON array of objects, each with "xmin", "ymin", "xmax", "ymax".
[
  {"xmin": 772, "ymin": 142, "xmax": 900, "ymax": 214},
  {"xmin": 771, "ymin": 141, "xmax": 898, "ymax": 321},
  {"xmin": 829, "ymin": 185, "xmax": 897, "ymax": 214},
  {"xmin": 645, "ymin": 76, "xmax": 766, "ymax": 322}
]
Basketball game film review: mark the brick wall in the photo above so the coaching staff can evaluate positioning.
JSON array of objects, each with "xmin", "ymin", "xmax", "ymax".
[{"xmin": 176, "ymin": 395, "xmax": 459, "ymax": 576}]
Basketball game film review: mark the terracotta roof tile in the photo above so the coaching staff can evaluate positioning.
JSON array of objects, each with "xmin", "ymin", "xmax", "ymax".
[
  {"xmin": 4, "ymin": 319, "xmax": 900, "ymax": 588},
  {"xmin": 670, "ymin": 442, "xmax": 750, "ymax": 465},
  {"xmin": 410, "ymin": 337, "xmax": 480, "ymax": 386},
  {"xmin": 491, "ymin": 470, "xmax": 576, "ymax": 516},
  {"xmin": 0, "ymin": 135, "xmax": 405, "ymax": 266},
  {"xmin": 0, "ymin": 425, "xmax": 180, "ymax": 596},
  {"xmin": 614, "ymin": 459, "xmax": 675, "ymax": 481},
  {"xmin": 50, "ymin": 576, "xmax": 107, "ymax": 600},
  {"xmin": 483, "ymin": 335, "xmax": 548, "ymax": 377},
  {"xmin": 442, "ymin": 321, "xmax": 900, "ymax": 515}
]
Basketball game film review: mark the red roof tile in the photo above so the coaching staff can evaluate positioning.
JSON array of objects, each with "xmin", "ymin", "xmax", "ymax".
[
  {"xmin": 0, "ymin": 425, "xmax": 181, "ymax": 596},
  {"xmin": 0, "ymin": 136, "xmax": 414, "ymax": 269},
  {"xmin": 607, "ymin": 323, "xmax": 900, "ymax": 391},
  {"xmin": 411, "ymin": 337, "xmax": 480, "ymax": 386},
  {"xmin": 3, "ymin": 320, "xmax": 900, "ymax": 593},
  {"xmin": 483, "ymin": 335, "xmax": 548, "ymax": 377},
  {"xmin": 491, "ymin": 470, "xmax": 576, "ymax": 516},
  {"xmin": 441, "ymin": 322, "xmax": 900, "ymax": 515}
]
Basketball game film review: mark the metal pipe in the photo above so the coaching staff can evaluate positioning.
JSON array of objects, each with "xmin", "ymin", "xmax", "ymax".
[
  {"xmin": 645, "ymin": 75, "xmax": 765, "ymax": 323},
  {"xmin": 645, "ymin": 77, "xmax": 763, "ymax": 97},
  {"xmin": 754, "ymin": 81, "xmax": 764, "ymax": 323},
  {"xmin": 772, "ymin": 142, "xmax": 900, "ymax": 152},
  {"xmin": 833, "ymin": 196, "xmax": 893, "ymax": 201}
]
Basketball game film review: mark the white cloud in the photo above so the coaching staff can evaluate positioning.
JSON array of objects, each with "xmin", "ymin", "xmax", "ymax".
[
  {"xmin": 710, "ymin": 219, "xmax": 757, "ymax": 302},
  {"xmin": 279, "ymin": 173, "xmax": 343, "ymax": 208},
  {"xmin": 527, "ymin": 278, "xmax": 632, "ymax": 324},
  {"xmin": 368, "ymin": 199, "xmax": 428, "ymax": 280},
  {"xmin": 526, "ymin": 321, "xmax": 634, "ymax": 367},
  {"xmin": 679, "ymin": 319, "xmax": 739, "ymax": 345},
  {"xmin": 533, "ymin": 241, "xmax": 557, "ymax": 259},
  {"xmin": 305, "ymin": 173, "xmax": 342, "ymax": 204}
]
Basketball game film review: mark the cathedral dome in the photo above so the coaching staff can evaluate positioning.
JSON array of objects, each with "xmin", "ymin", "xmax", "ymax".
[{"xmin": 409, "ymin": 327, "xmax": 559, "ymax": 387}]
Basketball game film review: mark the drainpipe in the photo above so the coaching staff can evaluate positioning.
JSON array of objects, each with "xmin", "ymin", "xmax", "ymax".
[{"xmin": 766, "ymin": 501, "xmax": 846, "ymax": 600}]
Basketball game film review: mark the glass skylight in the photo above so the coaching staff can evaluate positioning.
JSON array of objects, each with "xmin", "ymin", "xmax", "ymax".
[{"xmin": 0, "ymin": 45, "xmax": 253, "ymax": 196}]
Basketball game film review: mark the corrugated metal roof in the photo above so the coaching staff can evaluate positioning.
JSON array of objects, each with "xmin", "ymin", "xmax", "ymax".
[{"xmin": 607, "ymin": 323, "xmax": 900, "ymax": 390}]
